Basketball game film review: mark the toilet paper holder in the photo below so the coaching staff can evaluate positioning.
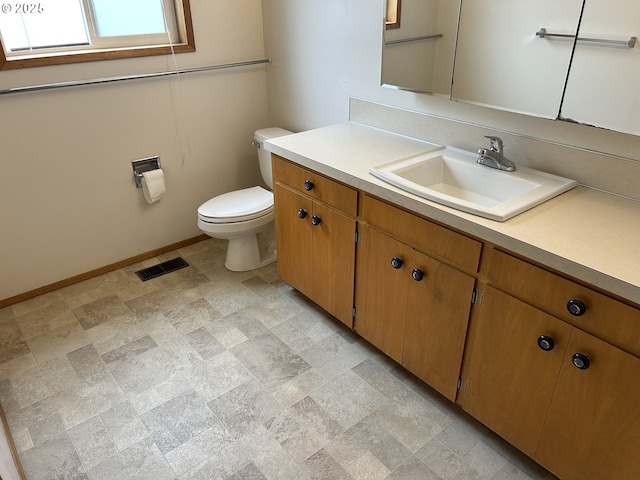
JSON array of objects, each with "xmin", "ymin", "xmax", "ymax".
[{"xmin": 132, "ymin": 156, "xmax": 161, "ymax": 188}]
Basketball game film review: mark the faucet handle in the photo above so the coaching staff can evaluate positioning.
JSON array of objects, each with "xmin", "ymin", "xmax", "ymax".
[{"xmin": 485, "ymin": 135, "xmax": 503, "ymax": 153}]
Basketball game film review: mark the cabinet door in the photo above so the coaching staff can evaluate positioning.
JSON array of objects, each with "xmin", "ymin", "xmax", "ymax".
[
  {"xmin": 274, "ymin": 183, "xmax": 314, "ymax": 299},
  {"xmin": 354, "ymin": 224, "xmax": 412, "ymax": 362},
  {"xmin": 457, "ymin": 284, "xmax": 572, "ymax": 457},
  {"xmin": 403, "ymin": 250, "xmax": 475, "ymax": 401},
  {"xmin": 536, "ymin": 329, "xmax": 640, "ymax": 480},
  {"xmin": 311, "ymin": 202, "xmax": 356, "ymax": 327}
]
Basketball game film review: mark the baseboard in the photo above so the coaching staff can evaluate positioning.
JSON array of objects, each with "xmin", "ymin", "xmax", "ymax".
[{"xmin": 0, "ymin": 234, "xmax": 209, "ymax": 309}]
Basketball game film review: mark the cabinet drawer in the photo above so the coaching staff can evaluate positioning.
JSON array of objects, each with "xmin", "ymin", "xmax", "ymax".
[
  {"xmin": 360, "ymin": 194, "xmax": 482, "ymax": 272},
  {"xmin": 272, "ymin": 155, "xmax": 358, "ymax": 216},
  {"xmin": 488, "ymin": 249, "xmax": 640, "ymax": 357}
]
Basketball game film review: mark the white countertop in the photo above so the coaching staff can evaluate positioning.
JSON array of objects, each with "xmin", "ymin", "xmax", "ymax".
[{"xmin": 266, "ymin": 122, "xmax": 640, "ymax": 306}]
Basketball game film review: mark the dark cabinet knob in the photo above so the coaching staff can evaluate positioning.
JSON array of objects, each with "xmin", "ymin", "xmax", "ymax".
[
  {"xmin": 411, "ymin": 268, "xmax": 425, "ymax": 281},
  {"xmin": 572, "ymin": 353, "xmax": 590, "ymax": 370},
  {"xmin": 567, "ymin": 299, "xmax": 586, "ymax": 316},
  {"xmin": 304, "ymin": 180, "xmax": 314, "ymax": 191},
  {"xmin": 537, "ymin": 335, "xmax": 555, "ymax": 351},
  {"xmin": 311, "ymin": 215, "xmax": 322, "ymax": 226},
  {"xmin": 391, "ymin": 257, "xmax": 403, "ymax": 269},
  {"xmin": 297, "ymin": 208, "xmax": 307, "ymax": 219}
]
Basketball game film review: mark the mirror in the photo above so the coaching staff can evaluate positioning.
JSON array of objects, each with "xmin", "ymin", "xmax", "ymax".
[
  {"xmin": 381, "ymin": 0, "xmax": 640, "ymax": 136},
  {"xmin": 381, "ymin": 0, "xmax": 460, "ymax": 96},
  {"xmin": 451, "ymin": 0, "xmax": 583, "ymax": 118},
  {"xmin": 560, "ymin": 0, "xmax": 640, "ymax": 135}
]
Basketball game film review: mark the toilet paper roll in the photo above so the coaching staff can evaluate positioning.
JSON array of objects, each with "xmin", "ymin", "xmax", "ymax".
[{"xmin": 141, "ymin": 169, "xmax": 165, "ymax": 204}]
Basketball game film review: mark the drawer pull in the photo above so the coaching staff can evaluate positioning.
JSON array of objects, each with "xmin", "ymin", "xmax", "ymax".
[
  {"xmin": 537, "ymin": 335, "xmax": 555, "ymax": 351},
  {"xmin": 412, "ymin": 268, "xmax": 425, "ymax": 282},
  {"xmin": 311, "ymin": 215, "xmax": 322, "ymax": 226},
  {"xmin": 297, "ymin": 208, "xmax": 307, "ymax": 219},
  {"xmin": 304, "ymin": 180, "xmax": 314, "ymax": 191},
  {"xmin": 572, "ymin": 353, "xmax": 590, "ymax": 370},
  {"xmin": 391, "ymin": 257, "xmax": 403, "ymax": 269},
  {"xmin": 567, "ymin": 299, "xmax": 586, "ymax": 316}
]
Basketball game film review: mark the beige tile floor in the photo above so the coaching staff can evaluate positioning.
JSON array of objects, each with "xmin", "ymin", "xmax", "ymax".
[{"xmin": 0, "ymin": 238, "xmax": 558, "ymax": 480}]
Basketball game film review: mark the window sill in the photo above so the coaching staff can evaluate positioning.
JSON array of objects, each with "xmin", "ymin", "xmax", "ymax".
[{"xmin": 0, "ymin": 42, "xmax": 196, "ymax": 70}]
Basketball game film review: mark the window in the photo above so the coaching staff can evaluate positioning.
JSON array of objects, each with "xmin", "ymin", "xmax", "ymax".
[
  {"xmin": 385, "ymin": 0, "xmax": 401, "ymax": 30},
  {"xmin": 0, "ymin": 0, "xmax": 194, "ymax": 70}
]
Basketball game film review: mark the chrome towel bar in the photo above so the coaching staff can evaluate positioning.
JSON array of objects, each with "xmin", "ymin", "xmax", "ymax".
[
  {"xmin": 0, "ymin": 58, "xmax": 271, "ymax": 96},
  {"xmin": 536, "ymin": 28, "xmax": 636, "ymax": 48},
  {"xmin": 385, "ymin": 34, "xmax": 442, "ymax": 46}
]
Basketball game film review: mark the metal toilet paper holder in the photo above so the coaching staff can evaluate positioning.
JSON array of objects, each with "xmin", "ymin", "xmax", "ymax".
[{"xmin": 132, "ymin": 156, "xmax": 161, "ymax": 188}]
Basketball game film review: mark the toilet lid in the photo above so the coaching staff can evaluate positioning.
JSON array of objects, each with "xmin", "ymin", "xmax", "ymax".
[{"xmin": 198, "ymin": 186, "xmax": 274, "ymax": 223}]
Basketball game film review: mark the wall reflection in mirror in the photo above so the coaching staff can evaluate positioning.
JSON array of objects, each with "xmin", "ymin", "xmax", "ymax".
[
  {"xmin": 381, "ymin": 0, "xmax": 459, "ymax": 97},
  {"xmin": 560, "ymin": 0, "xmax": 640, "ymax": 135},
  {"xmin": 452, "ymin": 0, "xmax": 583, "ymax": 119},
  {"xmin": 382, "ymin": 0, "xmax": 640, "ymax": 136}
]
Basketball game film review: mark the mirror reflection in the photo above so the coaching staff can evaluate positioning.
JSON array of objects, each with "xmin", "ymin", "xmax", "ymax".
[
  {"xmin": 380, "ymin": 0, "xmax": 640, "ymax": 136},
  {"xmin": 560, "ymin": 0, "xmax": 640, "ymax": 135},
  {"xmin": 451, "ymin": 0, "xmax": 583, "ymax": 118},
  {"xmin": 381, "ymin": 0, "xmax": 459, "ymax": 96}
]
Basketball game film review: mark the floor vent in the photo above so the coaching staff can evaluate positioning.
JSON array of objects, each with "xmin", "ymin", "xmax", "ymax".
[{"xmin": 135, "ymin": 257, "xmax": 189, "ymax": 281}]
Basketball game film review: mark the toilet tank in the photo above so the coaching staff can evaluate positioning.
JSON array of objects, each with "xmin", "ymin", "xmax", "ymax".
[{"xmin": 254, "ymin": 127, "xmax": 292, "ymax": 189}]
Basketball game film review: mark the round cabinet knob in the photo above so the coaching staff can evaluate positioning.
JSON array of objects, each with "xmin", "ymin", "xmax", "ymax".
[
  {"xmin": 572, "ymin": 353, "xmax": 590, "ymax": 370},
  {"xmin": 411, "ymin": 268, "xmax": 425, "ymax": 282},
  {"xmin": 391, "ymin": 257, "xmax": 403, "ymax": 269},
  {"xmin": 567, "ymin": 299, "xmax": 586, "ymax": 316},
  {"xmin": 304, "ymin": 180, "xmax": 314, "ymax": 191},
  {"xmin": 537, "ymin": 335, "xmax": 555, "ymax": 351},
  {"xmin": 311, "ymin": 215, "xmax": 322, "ymax": 226},
  {"xmin": 297, "ymin": 208, "xmax": 307, "ymax": 219}
]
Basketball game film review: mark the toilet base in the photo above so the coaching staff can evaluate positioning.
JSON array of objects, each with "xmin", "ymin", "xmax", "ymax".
[{"xmin": 224, "ymin": 227, "xmax": 277, "ymax": 272}]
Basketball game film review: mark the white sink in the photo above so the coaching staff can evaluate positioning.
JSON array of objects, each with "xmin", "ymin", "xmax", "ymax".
[{"xmin": 369, "ymin": 146, "xmax": 577, "ymax": 221}]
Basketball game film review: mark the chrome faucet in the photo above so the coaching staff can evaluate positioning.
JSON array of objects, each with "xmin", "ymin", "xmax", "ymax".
[{"xmin": 477, "ymin": 136, "xmax": 516, "ymax": 171}]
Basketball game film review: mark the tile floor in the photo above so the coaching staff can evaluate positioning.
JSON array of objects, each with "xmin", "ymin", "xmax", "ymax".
[{"xmin": 0, "ymin": 238, "xmax": 558, "ymax": 480}]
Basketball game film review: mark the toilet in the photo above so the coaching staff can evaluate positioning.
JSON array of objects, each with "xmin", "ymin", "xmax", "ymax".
[{"xmin": 197, "ymin": 128, "xmax": 292, "ymax": 271}]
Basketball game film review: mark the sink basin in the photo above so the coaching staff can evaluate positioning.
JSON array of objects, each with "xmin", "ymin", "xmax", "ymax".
[{"xmin": 369, "ymin": 146, "xmax": 577, "ymax": 221}]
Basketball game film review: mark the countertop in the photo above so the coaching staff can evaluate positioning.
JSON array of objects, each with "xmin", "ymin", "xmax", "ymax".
[{"xmin": 266, "ymin": 122, "xmax": 640, "ymax": 306}]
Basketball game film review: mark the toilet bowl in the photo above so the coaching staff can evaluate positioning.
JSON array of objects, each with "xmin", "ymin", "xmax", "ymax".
[{"xmin": 197, "ymin": 128, "xmax": 292, "ymax": 271}]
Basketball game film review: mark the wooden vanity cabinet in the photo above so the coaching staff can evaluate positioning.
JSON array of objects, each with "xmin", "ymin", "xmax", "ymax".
[
  {"xmin": 271, "ymin": 156, "xmax": 640, "ymax": 480},
  {"xmin": 272, "ymin": 156, "xmax": 357, "ymax": 327},
  {"xmin": 488, "ymin": 249, "xmax": 640, "ymax": 358},
  {"xmin": 354, "ymin": 196, "xmax": 479, "ymax": 401},
  {"xmin": 457, "ymin": 283, "xmax": 572, "ymax": 457},
  {"xmin": 536, "ymin": 328, "xmax": 640, "ymax": 480},
  {"xmin": 460, "ymin": 249, "xmax": 640, "ymax": 480}
]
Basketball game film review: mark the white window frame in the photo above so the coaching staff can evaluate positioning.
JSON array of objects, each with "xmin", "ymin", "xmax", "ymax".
[{"xmin": 0, "ymin": 0, "xmax": 195, "ymax": 70}]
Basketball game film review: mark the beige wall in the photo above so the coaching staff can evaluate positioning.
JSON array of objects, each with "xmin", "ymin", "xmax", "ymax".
[{"xmin": 0, "ymin": 0, "xmax": 270, "ymax": 301}]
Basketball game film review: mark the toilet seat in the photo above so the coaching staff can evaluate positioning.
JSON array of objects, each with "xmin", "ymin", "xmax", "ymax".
[{"xmin": 198, "ymin": 186, "xmax": 273, "ymax": 223}]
